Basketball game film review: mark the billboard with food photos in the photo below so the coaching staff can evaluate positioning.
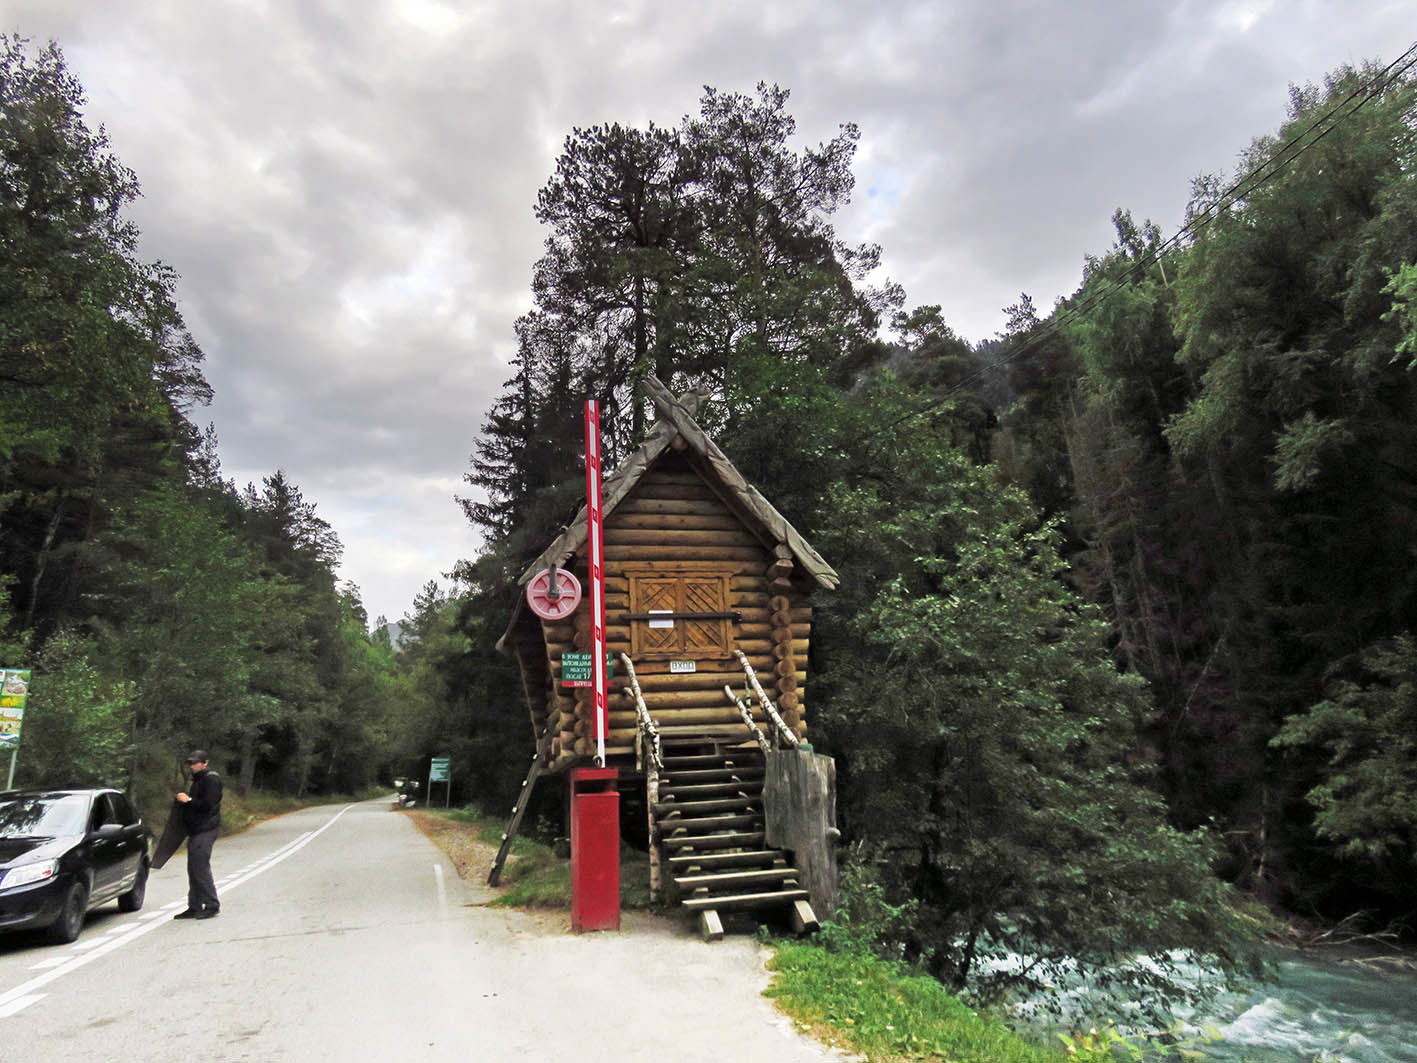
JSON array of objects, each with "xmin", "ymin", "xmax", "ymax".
[{"xmin": 0, "ymin": 669, "xmax": 30, "ymax": 749}]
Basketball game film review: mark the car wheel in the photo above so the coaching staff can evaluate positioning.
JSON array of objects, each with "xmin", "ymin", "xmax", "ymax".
[
  {"xmin": 117, "ymin": 859, "xmax": 148, "ymax": 913},
  {"xmin": 46, "ymin": 880, "xmax": 88, "ymax": 945}
]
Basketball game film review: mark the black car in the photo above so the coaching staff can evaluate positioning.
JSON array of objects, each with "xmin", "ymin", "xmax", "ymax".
[{"xmin": 0, "ymin": 789, "xmax": 152, "ymax": 945}]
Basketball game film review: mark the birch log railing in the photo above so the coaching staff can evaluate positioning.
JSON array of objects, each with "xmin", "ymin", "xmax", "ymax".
[
  {"xmin": 618, "ymin": 653, "xmax": 662, "ymax": 774},
  {"xmin": 722, "ymin": 685, "xmax": 773, "ymax": 755},
  {"xmin": 732, "ymin": 649, "xmax": 799, "ymax": 748},
  {"xmin": 618, "ymin": 653, "xmax": 663, "ymax": 901}
]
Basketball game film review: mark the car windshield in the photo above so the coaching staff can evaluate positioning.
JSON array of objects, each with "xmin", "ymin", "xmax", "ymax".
[{"xmin": 0, "ymin": 794, "xmax": 90, "ymax": 838}]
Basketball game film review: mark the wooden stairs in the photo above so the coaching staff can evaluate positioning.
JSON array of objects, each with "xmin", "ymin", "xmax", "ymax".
[{"xmin": 653, "ymin": 732, "xmax": 818, "ymax": 941}]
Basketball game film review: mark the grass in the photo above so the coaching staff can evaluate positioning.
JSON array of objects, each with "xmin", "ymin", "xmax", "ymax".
[
  {"xmin": 765, "ymin": 942, "xmax": 1066, "ymax": 1063},
  {"xmin": 493, "ymin": 850, "xmax": 574, "ymax": 908}
]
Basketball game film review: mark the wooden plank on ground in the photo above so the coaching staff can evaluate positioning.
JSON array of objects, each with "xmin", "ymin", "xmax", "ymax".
[
  {"xmin": 698, "ymin": 910, "xmax": 725, "ymax": 942},
  {"xmin": 790, "ymin": 899, "xmax": 819, "ymax": 935}
]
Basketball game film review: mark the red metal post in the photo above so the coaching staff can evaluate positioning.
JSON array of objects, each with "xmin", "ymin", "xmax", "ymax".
[
  {"xmin": 585, "ymin": 400, "xmax": 608, "ymax": 763},
  {"xmin": 570, "ymin": 401, "xmax": 619, "ymax": 931}
]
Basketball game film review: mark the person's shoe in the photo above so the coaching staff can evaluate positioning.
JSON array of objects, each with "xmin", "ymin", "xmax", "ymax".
[
  {"xmin": 195, "ymin": 908, "xmax": 219, "ymax": 919},
  {"xmin": 173, "ymin": 909, "xmax": 201, "ymax": 919}
]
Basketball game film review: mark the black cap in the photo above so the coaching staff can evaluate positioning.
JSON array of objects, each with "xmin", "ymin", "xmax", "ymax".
[{"xmin": 185, "ymin": 750, "xmax": 209, "ymax": 765}]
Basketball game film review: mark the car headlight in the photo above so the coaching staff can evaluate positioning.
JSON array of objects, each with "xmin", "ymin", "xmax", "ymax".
[{"xmin": 1, "ymin": 859, "xmax": 59, "ymax": 889}]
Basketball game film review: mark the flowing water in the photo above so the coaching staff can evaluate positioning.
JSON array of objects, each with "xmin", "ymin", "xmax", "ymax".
[
  {"xmin": 999, "ymin": 945, "xmax": 1417, "ymax": 1060},
  {"xmin": 1181, "ymin": 947, "xmax": 1417, "ymax": 1062}
]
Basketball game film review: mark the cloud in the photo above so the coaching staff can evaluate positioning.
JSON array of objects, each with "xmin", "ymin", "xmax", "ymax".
[{"xmin": 6, "ymin": 0, "xmax": 1409, "ymax": 619}]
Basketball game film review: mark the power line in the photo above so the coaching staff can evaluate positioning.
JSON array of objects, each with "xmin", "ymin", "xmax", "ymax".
[{"xmin": 864, "ymin": 42, "xmax": 1417, "ymax": 443}]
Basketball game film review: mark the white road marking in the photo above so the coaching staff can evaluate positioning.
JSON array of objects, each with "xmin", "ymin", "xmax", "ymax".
[
  {"xmin": 217, "ymin": 828, "xmax": 327, "ymax": 895},
  {"xmin": 26, "ymin": 958, "xmax": 66, "ymax": 971},
  {"xmin": 0, "ymin": 805, "xmax": 356, "ymax": 1018},
  {"xmin": 0, "ymin": 994, "xmax": 43, "ymax": 1017},
  {"xmin": 433, "ymin": 863, "xmax": 447, "ymax": 916}
]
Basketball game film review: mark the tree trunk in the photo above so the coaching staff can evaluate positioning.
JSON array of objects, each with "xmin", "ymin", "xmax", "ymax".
[
  {"xmin": 632, "ymin": 273, "xmax": 649, "ymax": 441},
  {"xmin": 954, "ymin": 916, "xmax": 982, "ymax": 990},
  {"xmin": 238, "ymin": 729, "xmax": 257, "ymax": 795},
  {"xmin": 23, "ymin": 495, "xmax": 68, "ymax": 629}
]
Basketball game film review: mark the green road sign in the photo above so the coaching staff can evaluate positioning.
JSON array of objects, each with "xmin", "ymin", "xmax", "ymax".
[
  {"xmin": 429, "ymin": 756, "xmax": 451, "ymax": 783},
  {"xmin": 560, "ymin": 652, "xmax": 614, "ymax": 687}
]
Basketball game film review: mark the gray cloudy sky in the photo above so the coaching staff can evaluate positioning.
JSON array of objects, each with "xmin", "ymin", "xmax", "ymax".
[{"xmin": 3, "ymin": 1, "xmax": 1410, "ymax": 623}]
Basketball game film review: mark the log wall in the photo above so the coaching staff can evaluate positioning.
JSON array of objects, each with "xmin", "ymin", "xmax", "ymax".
[{"xmin": 531, "ymin": 451, "xmax": 816, "ymax": 768}]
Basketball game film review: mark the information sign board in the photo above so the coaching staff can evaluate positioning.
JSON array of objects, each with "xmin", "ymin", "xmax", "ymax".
[
  {"xmin": 561, "ymin": 653, "xmax": 615, "ymax": 687},
  {"xmin": 429, "ymin": 756, "xmax": 451, "ymax": 783}
]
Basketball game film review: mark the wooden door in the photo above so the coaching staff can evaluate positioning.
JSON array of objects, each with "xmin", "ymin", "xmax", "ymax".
[{"xmin": 629, "ymin": 574, "xmax": 731, "ymax": 659}]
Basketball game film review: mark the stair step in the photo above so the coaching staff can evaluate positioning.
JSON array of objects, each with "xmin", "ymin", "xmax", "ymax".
[
  {"xmin": 660, "ymin": 831, "xmax": 765, "ymax": 851},
  {"xmin": 673, "ymin": 867, "xmax": 801, "ymax": 889},
  {"xmin": 681, "ymin": 888, "xmax": 810, "ymax": 911},
  {"xmin": 667, "ymin": 849, "xmax": 786, "ymax": 869},
  {"xmin": 661, "ymin": 764, "xmax": 759, "ymax": 776},
  {"xmin": 659, "ymin": 781, "xmax": 763, "ymax": 799},
  {"xmin": 662, "ymin": 767, "xmax": 764, "ymax": 783},
  {"xmin": 655, "ymin": 797, "xmax": 760, "ymax": 816},
  {"xmin": 661, "ymin": 812, "xmax": 761, "ymax": 833},
  {"xmin": 659, "ymin": 725, "xmax": 760, "ymax": 740}
]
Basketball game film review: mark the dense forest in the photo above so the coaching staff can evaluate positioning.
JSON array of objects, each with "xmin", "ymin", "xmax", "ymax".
[
  {"xmin": 0, "ymin": 38, "xmax": 403, "ymax": 811},
  {"xmin": 6, "ymin": 33, "xmax": 1416, "ymax": 1003}
]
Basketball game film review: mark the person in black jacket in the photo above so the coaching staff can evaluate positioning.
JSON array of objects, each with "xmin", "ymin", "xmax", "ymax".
[{"xmin": 173, "ymin": 751, "xmax": 222, "ymax": 920}]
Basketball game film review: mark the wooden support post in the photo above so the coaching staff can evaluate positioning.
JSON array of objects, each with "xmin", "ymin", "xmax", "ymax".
[
  {"xmin": 489, "ymin": 745, "xmax": 548, "ymax": 887},
  {"xmin": 763, "ymin": 748, "xmax": 839, "ymax": 918},
  {"xmin": 647, "ymin": 764, "xmax": 661, "ymax": 903},
  {"xmin": 698, "ymin": 909, "xmax": 724, "ymax": 942},
  {"xmin": 790, "ymin": 899, "xmax": 819, "ymax": 935}
]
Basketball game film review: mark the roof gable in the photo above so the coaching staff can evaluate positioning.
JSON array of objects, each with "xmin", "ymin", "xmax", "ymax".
[{"xmin": 516, "ymin": 376, "xmax": 839, "ymax": 591}]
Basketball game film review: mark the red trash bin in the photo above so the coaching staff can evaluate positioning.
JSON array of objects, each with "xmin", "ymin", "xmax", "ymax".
[{"xmin": 570, "ymin": 767, "xmax": 620, "ymax": 932}]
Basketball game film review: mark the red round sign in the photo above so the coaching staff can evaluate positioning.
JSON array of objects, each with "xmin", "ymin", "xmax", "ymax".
[{"xmin": 526, "ymin": 568, "xmax": 582, "ymax": 621}]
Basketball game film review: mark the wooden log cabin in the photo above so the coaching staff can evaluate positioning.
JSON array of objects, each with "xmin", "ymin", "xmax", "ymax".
[{"xmin": 492, "ymin": 377, "xmax": 840, "ymax": 937}]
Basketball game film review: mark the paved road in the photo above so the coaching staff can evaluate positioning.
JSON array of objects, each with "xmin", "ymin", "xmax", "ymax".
[{"xmin": 0, "ymin": 798, "xmax": 845, "ymax": 1062}]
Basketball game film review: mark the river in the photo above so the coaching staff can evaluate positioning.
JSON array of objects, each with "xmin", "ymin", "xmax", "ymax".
[
  {"xmin": 1182, "ymin": 947, "xmax": 1417, "ymax": 1062},
  {"xmin": 1001, "ymin": 944, "xmax": 1417, "ymax": 1060}
]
